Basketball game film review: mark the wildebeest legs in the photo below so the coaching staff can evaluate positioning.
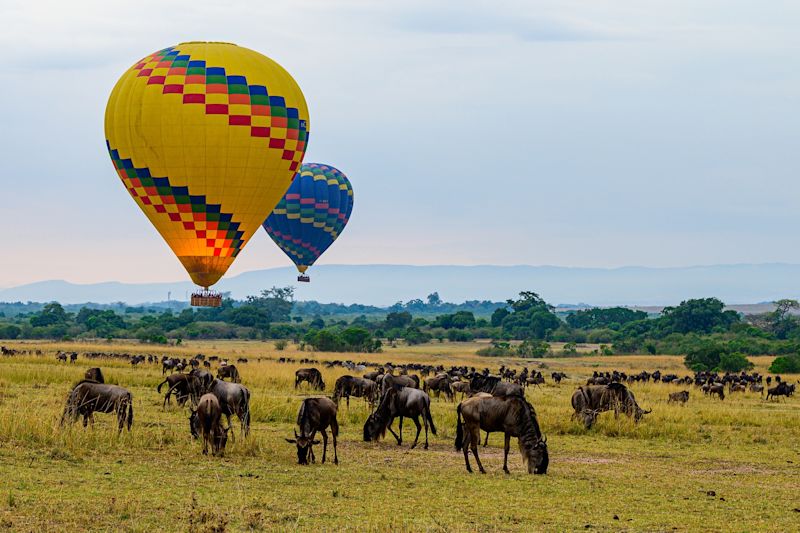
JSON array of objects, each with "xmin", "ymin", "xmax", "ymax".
[
  {"xmin": 464, "ymin": 424, "xmax": 486, "ymax": 474},
  {"xmin": 409, "ymin": 415, "xmax": 422, "ymax": 449},
  {"xmin": 503, "ymin": 433, "xmax": 511, "ymax": 474},
  {"xmin": 386, "ymin": 416, "xmax": 403, "ymax": 445},
  {"xmin": 320, "ymin": 428, "xmax": 328, "ymax": 463},
  {"xmin": 483, "ymin": 431, "xmax": 490, "ymax": 447}
]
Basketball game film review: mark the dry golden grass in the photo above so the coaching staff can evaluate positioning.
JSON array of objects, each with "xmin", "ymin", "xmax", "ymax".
[{"xmin": 0, "ymin": 339, "xmax": 798, "ymax": 531}]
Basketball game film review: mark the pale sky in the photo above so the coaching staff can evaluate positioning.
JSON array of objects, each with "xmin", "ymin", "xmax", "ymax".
[{"xmin": 1, "ymin": 0, "xmax": 799, "ymax": 287}]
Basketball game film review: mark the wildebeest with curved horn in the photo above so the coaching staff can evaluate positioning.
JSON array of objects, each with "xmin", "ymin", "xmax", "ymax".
[
  {"xmin": 285, "ymin": 397, "xmax": 339, "ymax": 465},
  {"xmin": 191, "ymin": 393, "xmax": 229, "ymax": 456},
  {"xmin": 423, "ymin": 374, "xmax": 454, "ymax": 401},
  {"xmin": 158, "ymin": 373, "xmax": 195, "ymax": 408},
  {"xmin": 469, "ymin": 374, "xmax": 524, "ymax": 397},
  {"xmin": 295, "ymin": 368, "xmax": 325, "ymax": 391},
  {"xmin": 455, "ymin": 394, "xmax": 548, "ymax": 474},
  {"xmin": 668, "ymin": 390, "xmax": 689, "ymax": 404},
  {"xmin": 84, "ymin": 367, "xmax": 105, "ymax": 383},
  {"xmin": 61, "ymin": 381, "xmax": 133, "ymax": 433},
  {"xmin": 217, "ymin": 364, "xmax": 241, "ymax": 383},
  {"xmin": 571, "ymin": 383, "xmax": 651, "ymax": 428},
  {"xmin": 332, "ymin": 375, "xmax": 378, "ymax": 407},
  {"xmin": 363, "ymin": 386, "xmax": 436, "ymax": 449},
  {"xmin": 190, "ymin": 379, "xmax": 251, "ymax": 437},
  {"xmin": 570, "ymin": 386, "xmax": 601, "ymax": 429}
]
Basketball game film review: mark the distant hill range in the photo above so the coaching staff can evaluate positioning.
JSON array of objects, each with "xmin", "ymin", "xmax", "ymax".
[{"xmin": 1, "ymin": 263, "xmax": 798, "ymax": 308}]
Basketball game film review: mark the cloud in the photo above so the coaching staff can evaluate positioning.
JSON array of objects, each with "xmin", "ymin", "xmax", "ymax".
[{"xmin": 385, "ymin": 4, "xmax": 626, "ymax": 42}]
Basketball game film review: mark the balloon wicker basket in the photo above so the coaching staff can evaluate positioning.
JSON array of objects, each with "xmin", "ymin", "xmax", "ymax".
[
  {"xmin": 191, "ymin": 290, "xmax": 222, "ymax": 307},
  {"xmin": 297, "ymin": 274, "xmax": 310, "ymax": 283}
]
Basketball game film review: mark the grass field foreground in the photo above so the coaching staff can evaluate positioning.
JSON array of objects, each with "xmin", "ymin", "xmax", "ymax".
[{"xmin": 0, "ymin": 340, "xmax": 799, "ymax": 531}]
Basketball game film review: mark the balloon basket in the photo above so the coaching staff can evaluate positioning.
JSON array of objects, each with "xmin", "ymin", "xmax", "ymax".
[
  {"xmin": 191, "ymin": 290, "xmax": 222, "ymax": 307},
  {"xmin": 297, "ymin": 275, "xmax": 310, "ymax": 283}
]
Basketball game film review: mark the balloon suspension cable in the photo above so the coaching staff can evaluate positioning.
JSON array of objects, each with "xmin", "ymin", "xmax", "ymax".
[{"xmin": 191, "ymin": 288, "xmax": 222, "ymax": 307}]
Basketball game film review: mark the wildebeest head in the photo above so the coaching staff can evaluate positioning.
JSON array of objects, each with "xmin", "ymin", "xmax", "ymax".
[
  {"xmin": 362, "ymin": 412, "xmax": 384, "ymax": 442},
  {"xmin": 579, "ymin": 408, "xmax": 600, "ymax": 429},
  {"xmin": 285, "ymin": 430, "xmax": 319, "ymax": 464},
  {"xmin": 521, "ymin": 435, "xmax": 549, "ymax": 475},
  {"xmin": 213, "ymin": 426, "xmax": 230, "ymax": 456},
  {"xmin": 633, "ymin": 406, "xmax": 652, "ymax": 423}
]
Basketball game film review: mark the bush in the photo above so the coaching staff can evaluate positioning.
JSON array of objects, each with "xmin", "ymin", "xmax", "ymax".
[
  {"xmin": 684, "ymin": 343, "xmax": 726, "ymax": 372},
  {"xmin": 717, "ymin": 352, "xmax": 754, "ymax": 372},
  {"xmin": 476, "ymin": 341, "xmax": 513, "ymax": 357},
  {"xmin": 274, "ymin": 339, "xmax": 288, "ymax": 351},
  {"xmin": 517, "ymin": 340, "xmax": 550, "ymax": 358},
  {"xmin": 684, "ymin": 343, "xmax": 753, "ymax": 372},
  {"xmin": 768, "ymin": 354, "xmax": 800, "ymax": 373}
]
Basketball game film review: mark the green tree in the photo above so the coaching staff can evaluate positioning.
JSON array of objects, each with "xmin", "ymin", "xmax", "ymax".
[
  {"xmin": 768, "ymin": 354, "xmax": 800, "ymax": 373},
  {"xmin": 385, "ymin": 311, "xmax": 412, "ymax": 329},
  {"xmin": 517, "ymin": 339, "xmax": 550, "ymax": 358},
  {"xmin": 566, "ymin": 307, "xmax": 647, "ymax": 330},
  {"xmin": 660, "ymin": 298, "xmax": 739, "ymax": 335},
  {"xmin": 490, "ymin": 307, "xmax": 510, "ymax": 327},
  {"xmin": 29, "ymin": 303, "xmax": 69, "ymax": 327}
]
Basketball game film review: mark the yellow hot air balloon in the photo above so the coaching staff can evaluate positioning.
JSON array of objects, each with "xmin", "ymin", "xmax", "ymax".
[{"xmin": 105, "ymin": 42, "xmax": 309, "ymax": 305}]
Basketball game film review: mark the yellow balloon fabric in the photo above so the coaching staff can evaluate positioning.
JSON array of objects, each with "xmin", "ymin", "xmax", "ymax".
[{"xmin": 105, "ymin": 42, "xmax": 309, "ymax": 287}]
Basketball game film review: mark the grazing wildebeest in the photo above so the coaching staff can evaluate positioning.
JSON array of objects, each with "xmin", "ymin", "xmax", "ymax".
[
  {"xmin": 423, "ymin": 374, "xmax": 454, "ymax": 401},
  {"xmin": 197, "ymin": 379, "xmax": 251, "ymax": 437},
  {"xmin": 61, "ymin": 381, "xmax": 133, "ymax": 433},
  {"xmin": 191, "ymin": 393, "xmax": 229, "ymax": 456},
  {"xmin": 363, "ymin": 387, "xmax": 436, "ymax": 449},
  {"xmin": 571, "ymin": 383, "xmax": 651, "ymax": 427},
  {"xmin": 285, "ymin": 397, "xmax": 339, "ymax": 465},
  {"xmin": 455, "ymin": 394, "xmax": 548, "ymax": 475},
  {"xmin": 551, "ymin": 372, "xmax": 568, "ymax": 384},
  {"xmin": 766, "ymin": 382, "xmax": 795, "ymax": 401},
  {"xmin": 217, "ymin": 364, "xmax": 241, "ymax": 383},
  {"xmin": 750, "ymin": 383, "xmax": 764, "ymax": 395},
  {"xmin": 332, "ymin": 375, "xmax": 378, "ymax": 407},
  {"xmin": 729, "ymin": 383, "xmax": 747, "ymax": 393},
  {"xmin": 379, "ymin": 373, "xmax": 419, "ymax": 395},
  {"xmin": 84, "ymin": 367, "xmax": 105, "ymax": 383},
  {"xmin": 70, "ymin": 352, "xmax": 78, "ymax": 363},
  {"xmin": 162, "ymin": 358, "xmax": 178, "ymax": 375},
  {"xmin": 295, "ymin": 368, "xmax": 325, "ymax": 391},
  {"xmin": 668, "ymin": 390, "xmax": 690, "ymax": 404},
  {"xmin": 570, "ymin": 387, "xmax": 601, "ymax": 429},
  {"xmin": 470, "ymin": 374, "xmax": 523, "ymax": 397},
  {"xmin": 451, "ymin": 380, "xmax": 471, "ymax": 400},
  {"xmin": 158, "ymin": 373, "xmax": 194, "ymax": 408},
  {"xmin": 164, "ymin": 369, "xmax": 215, "ymax": 408},
  {"xmin": 56, "ymin": 352, "xmax": 67, "ymax": 363},
  {"xmin": 707, "ymin": 383, "xmax": 725, "ymax": 401}
]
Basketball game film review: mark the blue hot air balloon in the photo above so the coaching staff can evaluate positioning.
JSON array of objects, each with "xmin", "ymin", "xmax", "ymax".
[{"xmin": 262, "ymin": 163, "xmax": 353, "ymax": 281}]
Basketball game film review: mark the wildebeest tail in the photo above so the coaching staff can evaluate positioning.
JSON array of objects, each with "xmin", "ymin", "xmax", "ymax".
[
  {"xmin": 156, "ymin": 379, "xmax": 168, "ymax": 393},
  {"xmin": 454, "ymin": 403, "xmax": 463, "ymax": 451},
  {"xmin": 126, "ymin": 394, "xmax": 134, "ymax": 430},
  {"xmin": 426, "ymin": 404, "xmax": 437, "ymax": 435}
]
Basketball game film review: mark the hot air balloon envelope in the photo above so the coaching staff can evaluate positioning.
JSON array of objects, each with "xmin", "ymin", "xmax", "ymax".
[
  {"xmin": 105, "ymin": 42, "xmax": 309, "ymax": 296},
  {"xmin": 262, "ymin": 163, "xmax": 353, "ymax": 280}
]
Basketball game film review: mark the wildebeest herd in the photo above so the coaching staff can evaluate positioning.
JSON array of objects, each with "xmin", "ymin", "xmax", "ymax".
[{"xmin": 3, "ymin": 346, "xmax": 793, "ymax": 475}]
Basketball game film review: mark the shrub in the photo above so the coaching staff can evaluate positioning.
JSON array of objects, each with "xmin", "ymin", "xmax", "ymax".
[
  {"xmin": 768, "ymin": 354, "xmax": 800, "ymax": 373},
  {"xmin": 476, "ymin": 341, "xmax": 513, "ymax": 357},
  {"xmin": 517, "ymin": 340, "xmax": 550, "ymax": 358},
  {"xmin": 274, "ymin": 339, "xmax": 288, "ymax": 351},
  {"xmin": 684, "ymin": 343, "xmax": 753, "ymax": 372},
  {"xmin": 717, "ymin": 352, "xmax": 754, "ymax": 372}
]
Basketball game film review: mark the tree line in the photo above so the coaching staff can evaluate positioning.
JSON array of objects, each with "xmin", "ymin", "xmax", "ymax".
[{"xmin": 2, "ymin": 289, "xmax": 800, "ymax": 372}]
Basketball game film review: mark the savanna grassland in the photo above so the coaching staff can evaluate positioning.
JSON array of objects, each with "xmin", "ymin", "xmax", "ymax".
[{"xmin": 0, "ymin": 340, "xmax": 799, "ymax": 532}]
